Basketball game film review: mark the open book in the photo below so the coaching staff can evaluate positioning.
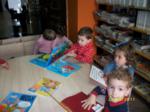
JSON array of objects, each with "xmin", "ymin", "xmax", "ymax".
[
  {"xmin": 90, "ymin": 65, "xmax": 106, "ymax": 87},
  {"xmin": 28, "ymin": 77, "xmax": 61, "ymax": 96},
  {"xmin": 30, "ymin": 42, "xmax": 69, "ymax": 68},
  {"xmin": 47, "ymin": 55, "xmax": 81, "ymax": 77},
  {"xmin": 30, "ymin": 43, "xmax": 81, "ymax": 77},
  {"xmin": 0, "ymin": 92, "xmax": 36, "ymax": 112}
]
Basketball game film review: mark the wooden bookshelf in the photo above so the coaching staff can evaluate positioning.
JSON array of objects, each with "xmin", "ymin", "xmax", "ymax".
[
  {"xmin": 97, "ymin": 3, "xmax": 150, "ymax": 11},
  {"xmin": 133, "ymin": 86, "xmax": 150, "ymax": 103},
  {"xmin": 135, "ymin": 69, "xmax": 150, "ymax": 82},
  {"xmin": 94, "ymin": 55, "xmax": 105, "ymax": 67},
  {"xmin": 95, "ymin": 42, "xmax": 113, "ymax": 54},
  {"xmin": 135, "ymin": 50, "xmax": 150, "ymax": 60}
]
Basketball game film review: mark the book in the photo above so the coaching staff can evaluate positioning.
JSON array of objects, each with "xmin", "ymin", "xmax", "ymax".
[
  {"xmin": 61, "ymin": 92, "xmax": 104, "ymax": 112},
  {"xmin": 90, "ymin": 65, "xmax": 106, "ymax": 87},
  {"xmin": 28, "ymin": 77, "xmax": 61, "ymax": 96},
  {"xmin": 47, "ymin": 55, "xmax": 81, "ymax": 77},
  {"xmin": 0, "ymin": 92, "xmax": 36, "ymax": 112},
  {"xmin": 30, "ymin": 42, "xmax": 69, "ymax": 68}
]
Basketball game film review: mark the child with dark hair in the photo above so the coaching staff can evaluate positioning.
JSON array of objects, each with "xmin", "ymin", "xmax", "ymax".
[
  {"xmin": 65, "ymin": 26, "xmax": 96, "ymax": 64},
  {"xmin": 33, "ymin": 29, "xmax": 56, "ymax": 54},
  {"xmin": 82, "ymin": 68, "xmax": 133, "ymax": 112},
  {"xmin": 53, "ymin": 25, "xmax": 72, "ymax": 47}
]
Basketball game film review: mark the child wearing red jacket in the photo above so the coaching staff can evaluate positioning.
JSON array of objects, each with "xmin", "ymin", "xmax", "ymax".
[{"xmin": 65, "ymin": 27, "xmax": 96, "ymax": 64}]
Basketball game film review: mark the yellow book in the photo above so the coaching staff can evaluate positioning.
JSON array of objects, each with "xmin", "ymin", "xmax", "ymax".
[{"xmin": 28, "ymin": 78, "xmax": 61, "ymax": 96}]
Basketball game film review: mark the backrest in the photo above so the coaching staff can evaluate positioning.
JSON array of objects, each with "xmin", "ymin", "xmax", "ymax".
[
  {"xmin": 0, "ymin": 42, "xmax": 24, "ymax": 59},
  {"xmin": 2, "ymin": 38, "xmax": 21, "ymax": 44}
]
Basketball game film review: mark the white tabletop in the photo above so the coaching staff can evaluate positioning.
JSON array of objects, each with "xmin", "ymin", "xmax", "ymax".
[{"xmin": 0, "ymin": 55, "xmax": 98, "ymax": 112}]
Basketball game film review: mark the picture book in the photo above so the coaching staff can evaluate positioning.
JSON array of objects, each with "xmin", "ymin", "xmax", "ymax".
[
  {"xmin": 30, "ymin": 42, "xmax": 69, "ymax": 68},
  {"xmin": 47, "ymin": 56, "xmax": 81, "ymax": 77},
  {"xmin": 0, "ymin": 92, "xmax": 36, "ymax": 112},
  {"xmin": 28, "ymin": 77, "xmax": 61, "ymax": 96},
  {"xmin": 61, "ymin": 92, "xmax": 104, "ymax": 112},
  {"xmin": 90, "ymin": 65, "xmax": 106, "ymax": 87}
]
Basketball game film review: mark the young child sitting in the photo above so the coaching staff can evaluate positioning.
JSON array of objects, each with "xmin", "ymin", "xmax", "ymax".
[
  {"xmin": 33, "ymin": 29, "xmax": 56, "ymax": 54},
  {"xmin": 65, "ymin": 26, "xmax": 96, "ymax": 64},
  {"xmin": 53, "ymin": 25, "xmax": 72, "ymax": 47},
  {"xmin": 82, "ymin": 68, "xmax": 133, "ymax": 112},
  {"xmin": 103, "ymin": 45, "xmax": 135, "ymax": 79}
]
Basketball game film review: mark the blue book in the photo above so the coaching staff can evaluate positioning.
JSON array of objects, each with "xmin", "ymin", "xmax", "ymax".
[
  {"xmin": 30, "ymin": 42, "xmax": 69, "ymax": 68},
  {"xmin": 47, "ymin": 56, "xmax": 81, "ymax": 77},
  {"xmin": 0, "ymin": 92, "xmax": 36, "ymax": 112}
]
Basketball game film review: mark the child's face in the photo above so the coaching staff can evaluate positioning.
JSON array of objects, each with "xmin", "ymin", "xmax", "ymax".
[
  {"xmin": 107, "ymin": 78, "xmax": 131, "ymax": 102},
  {"xmin": 114, "ymin": 51, "xmax": 127, "ymax": 67},
  {"xmin": 78, "ymin": 35, "xmax": 90, "ymax": 46}
]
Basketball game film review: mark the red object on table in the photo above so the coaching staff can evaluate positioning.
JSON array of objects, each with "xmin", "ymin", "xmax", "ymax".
[
  {"xmin": 61, "ymin": 92, "xmax": 102, "ymax": 112},
  {"xmin": 0, "ymin": 58, "xmax": 9, "ymax": 69}
]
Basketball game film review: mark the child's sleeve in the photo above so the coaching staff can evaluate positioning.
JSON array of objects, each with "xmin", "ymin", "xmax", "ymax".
[
  {"xmin": 91, "ymin": 86, "xmax": 107, "ymax": 96},
  {"xmin": 64, "ymin": 43, "xmax": 78, "ymax": 54},
  {"xmin": 75, "ymin": 48, "xmax": 96, "ymax": 64},
  {"xmin": 128, "ymin": 66, "xmax": 135, "ymax": 78},
  {"xmin": 33, "ymin": 37, "xmax": 42, "ymax": 54},
  {"xmin": 103, "ymin": 61, "xmax": 116, "ymax": 75},
  {"xmin": 63, "ymin": 36, "xmax": 73, "ymax": 45}
]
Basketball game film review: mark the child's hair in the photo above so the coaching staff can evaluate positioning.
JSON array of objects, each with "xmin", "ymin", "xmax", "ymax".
[
  {"xmin": 78, "ymin": 27, "xmax": 93, "ymax": 39},
  {"xmin": 55, "ymin": 25, "xmax": 66, "ymax": 37},
  {"xmin": 114, "ymin": 45, "xmax": 136, "ymax": 66},
  {"xmin": 107, "ymin": 68, "xmax": 133, "ymax": 88},
  {"xmin": 43, "ymin": 29, "xmax": 56, "ymax": 40}
]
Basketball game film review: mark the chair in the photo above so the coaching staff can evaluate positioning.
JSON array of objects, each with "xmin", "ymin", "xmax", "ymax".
[{"xmin": 0, "ymin": 42, "xmax": 24, "ymax": 59}]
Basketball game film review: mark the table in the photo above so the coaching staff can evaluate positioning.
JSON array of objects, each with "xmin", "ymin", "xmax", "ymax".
[{"xmin": 0, "ymin": 55, "xmax": 98, "ymax": 112}]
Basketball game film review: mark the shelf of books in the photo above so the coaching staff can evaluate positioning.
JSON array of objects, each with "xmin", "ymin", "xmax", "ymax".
[
  {"xmin": 133, "ymin": 86, "xmax": 150, "ymax": 103},
  {"xmin": 95, "ymin": 14, "xmax": 150, "ymax": 35},
  {"xmin": 135, "ymin": 69, "xmax": 150, "ymax": 82},
  {"xmin": 95, "ymin": 42, "xmax": 114, "ymax": 54},
  {"xmin": 135, "ymin": 50, "xmax": 150, "ymax": 60},
  {"xmin": 94, "ymin": 55, "xmax": 105, "ymax": 67},
  {"xmin": 96, "ymin": 0, "xmax": 150, "ymax": 11}
]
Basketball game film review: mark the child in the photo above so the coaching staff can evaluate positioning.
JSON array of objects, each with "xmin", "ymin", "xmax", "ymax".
[
  {"xmin": 82, "ymin": 68, "xmax": 133, "ymax": 112},
  {"xmin": 65, "ymin": 26, "xmax": 96, "ymax": 64},
  {"xmin": 103, "ymin": 45, "xmax": 135, "ymax": 78},
  {"xmin": 53, "ymin": 25, "xmax": 72, "ymax": 47},
  {"xmin": 33, "ymin": 29, "xmax": 56, "ymax": 54}
]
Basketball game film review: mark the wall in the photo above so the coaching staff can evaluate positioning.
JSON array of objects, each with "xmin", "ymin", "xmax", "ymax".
[{"xmin": 77, "ymin": 0, "xmax": 97, "ymax": 31}]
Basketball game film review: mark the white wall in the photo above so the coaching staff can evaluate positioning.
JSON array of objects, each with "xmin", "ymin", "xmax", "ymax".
[{"xmin": 8, "ymin": 0, "xmax": 21, "ymax": 11}]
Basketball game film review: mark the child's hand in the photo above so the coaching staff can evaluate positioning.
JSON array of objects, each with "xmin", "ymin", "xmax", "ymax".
[
  {"xmin": 103, "ymin": 75, "xmax": 108, "ymax": 83},
  {"xmin": 81, "ymin": 94, "xmax": 96, "ymax": 110},
  {"xmin": 66, "ymin": 50, "xmax": 76, "ymax": 57}
]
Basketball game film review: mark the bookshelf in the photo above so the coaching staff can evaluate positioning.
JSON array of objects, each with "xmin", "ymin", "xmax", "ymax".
[{"xmin": 94, "ymin": 0, "xmax": 150, "ymax": 103}]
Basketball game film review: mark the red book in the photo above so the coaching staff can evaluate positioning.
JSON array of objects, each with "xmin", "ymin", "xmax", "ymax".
[{"xmin": 61, "ymin": 92, "xmax": 103, "ymax": 112}]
